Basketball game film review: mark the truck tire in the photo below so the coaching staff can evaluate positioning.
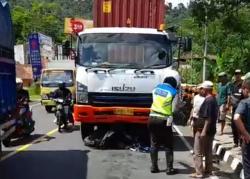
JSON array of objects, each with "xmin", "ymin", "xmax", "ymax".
[
  {"xmin": 45, "ymin": 106, "xmax": 53, "ymax": 113},
  {"xmin": 0, "ymin": 140, "xmax": 2, "ymax": 159},
  {"xmin": 80, "ymin": 123, "xmax": 94, "ymax": 141},
  {"xmin": 2, "ymin": 138, "xmax": 11, "ymax": 147}
]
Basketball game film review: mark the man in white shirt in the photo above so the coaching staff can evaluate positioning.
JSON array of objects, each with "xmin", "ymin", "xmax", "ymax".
[
  {"xmin": 188, "ymin": 84, "xmax": 206, "ymax": 178},
  {"xmin": 188, "ymin": 85, "xmax": 205, "ymax": 135}
]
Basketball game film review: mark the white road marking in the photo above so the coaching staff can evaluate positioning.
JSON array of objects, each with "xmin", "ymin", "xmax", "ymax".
[{"xmin": 173, "ymin": 125, "xmax": 193, "ymax": 152}]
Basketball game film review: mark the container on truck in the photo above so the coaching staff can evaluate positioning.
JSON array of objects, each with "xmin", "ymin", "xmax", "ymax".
[{"xmin": 73, "ymin": 0, "xmax": 190, "ymax": 140}]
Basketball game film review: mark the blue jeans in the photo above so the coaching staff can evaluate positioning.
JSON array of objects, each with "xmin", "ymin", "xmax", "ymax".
[{"xmin": 242, "ymin": 143, "xmax": 250, "ymax": 179}]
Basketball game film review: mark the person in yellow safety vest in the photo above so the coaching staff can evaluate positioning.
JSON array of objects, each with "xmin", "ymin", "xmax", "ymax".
[{"xmin": 148, "ymin": 77, "xmax": 179, "ymax": 175}]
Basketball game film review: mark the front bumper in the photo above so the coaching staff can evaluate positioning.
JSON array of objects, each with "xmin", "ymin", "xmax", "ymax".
[
  {"xmin": 41, "ymin": 99, "xmax": 56, "ymax": 106},
  {"xmin": 73, "ymin": 104, "xmax": 150, "ymax": 124}
]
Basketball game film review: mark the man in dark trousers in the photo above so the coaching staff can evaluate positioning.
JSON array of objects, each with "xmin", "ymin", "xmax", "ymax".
[
  {"xmin": 148, "ymin": 77, "xmax": 179, "ymax": 175},
  {"xmin": 197, "ymin": 81, "xmax": 218, "ymax": 177},
  {"xmin": 234, "ymin": 79, "xmax": 250, "ymax": 179},
  {"xmin": 229, "ymin": 69, "xmax": 243, "ymax": 147},
  {"xmin": 217, "ymin": 72, "xmax": 230, "ymax": 135}
]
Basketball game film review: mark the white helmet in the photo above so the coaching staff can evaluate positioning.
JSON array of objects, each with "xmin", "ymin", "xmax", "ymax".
[{"xmin": 16, "ymin": 78, "xmax": 23, "ymax": 84}]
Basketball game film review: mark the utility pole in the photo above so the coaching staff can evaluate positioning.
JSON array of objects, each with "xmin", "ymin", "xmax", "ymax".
[{"xmin": 203, "ymin": 4, "xmax": 208, "ymax": 81}]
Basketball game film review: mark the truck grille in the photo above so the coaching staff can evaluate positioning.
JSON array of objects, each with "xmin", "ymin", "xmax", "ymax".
[{"xmin": 88, "ymin": 93, "xmax": 152, "ymax": 107}]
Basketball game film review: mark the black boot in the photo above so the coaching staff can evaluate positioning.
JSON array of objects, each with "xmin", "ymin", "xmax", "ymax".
[
  {"xmin": 165, "ymin": 150, "xmax": 176, "ymax": 175},
  {"xmin": 150, "ymin": 150, "xmax": 159, "ymax": 173}
]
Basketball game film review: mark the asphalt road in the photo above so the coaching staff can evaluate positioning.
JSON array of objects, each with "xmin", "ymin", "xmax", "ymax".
[{"xmin": 0, "ymin": 103, "xmax": 238, "ymax": 179}]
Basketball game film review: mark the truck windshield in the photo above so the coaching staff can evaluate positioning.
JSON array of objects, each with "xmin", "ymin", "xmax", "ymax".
[
  {"xmin": 77, "ymin": 33, "xmax": 172, "ymax": 69},
  {"xmin": 41, "ymin": 70, "xmax": 73, "ymax": 87}
]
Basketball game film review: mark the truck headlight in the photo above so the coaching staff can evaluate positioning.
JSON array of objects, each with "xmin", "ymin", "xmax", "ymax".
[{"xmin": 77, "ymin": 82, "xmax": 88, "ymax": 103}]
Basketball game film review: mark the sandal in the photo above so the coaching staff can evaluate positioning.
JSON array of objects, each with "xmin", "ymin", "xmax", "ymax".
[{"xmin": 190, "ymin": 173, "xmax": 204, "ymax": 178}]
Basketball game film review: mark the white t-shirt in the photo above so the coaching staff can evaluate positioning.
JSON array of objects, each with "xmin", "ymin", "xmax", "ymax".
[{"xmin": 192, "ymin": 94, "xmax": 205, "ymax": 118}]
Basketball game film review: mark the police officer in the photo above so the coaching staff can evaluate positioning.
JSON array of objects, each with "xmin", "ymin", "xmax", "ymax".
[
  {"xmin": 234, "ymin": 79, "xmax": 250, "ymax": 179},
  {"xmin": 148, "ymin": 77, "xmax": 179, "ymax": 175}
]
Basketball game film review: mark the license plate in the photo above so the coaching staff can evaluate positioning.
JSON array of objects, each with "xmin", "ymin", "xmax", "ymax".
[{"xmin": 114, "ymin": 108, "xmax": 134, "ymax": 116}]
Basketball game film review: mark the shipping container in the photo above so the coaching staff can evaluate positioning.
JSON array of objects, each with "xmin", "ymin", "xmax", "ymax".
[
  {"xmin": 0, "ymin": 1, "xmax": 16, "ymax": 117},
  {"xmin": 93, "ymin": 0, "xmax": 166, "ymax": 29}
]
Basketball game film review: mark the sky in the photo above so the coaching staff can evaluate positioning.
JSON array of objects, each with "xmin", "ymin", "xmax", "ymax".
[{"xmin": 166, "ymin": 0, "xmax": 190, "ymax": 7}]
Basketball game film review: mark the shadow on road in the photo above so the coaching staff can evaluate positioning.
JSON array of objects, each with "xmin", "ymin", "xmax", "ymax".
[
  {"xmin": 4, "ymin": 134, "xmax": 55, "ymax": 147},
  {"xmin": 173, "ymin": 133, "xmax": 193, "ymax": 152},
  {"xmin": 0, "ymin": 150, "xmax": 89, "ymax": 179}
]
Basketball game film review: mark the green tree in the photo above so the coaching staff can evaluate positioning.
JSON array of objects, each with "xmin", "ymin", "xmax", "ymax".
[
  {"xmin": 11, "ymin": 1, "xmax": 65, "ymax": 43},
  {"xmin": 9, "ymin": 0, "xmax": 93, "ymax": 44}
]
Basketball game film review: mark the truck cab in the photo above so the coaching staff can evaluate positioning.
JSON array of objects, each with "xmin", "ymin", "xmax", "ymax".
[
  {"xmin": 40, "ymin": 65, "xmax": 75, "ymax": 112},
  {"xmin": 73, "ymin": 27, "xmax": 181, "ymax": 138}
]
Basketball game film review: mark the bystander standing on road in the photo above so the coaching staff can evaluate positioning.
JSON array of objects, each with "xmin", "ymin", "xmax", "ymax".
[
  {"xmin": 148, "ymin": 77, "xmax": 179, "ymax": 175},
  {"xmin": 229, "ymin": 69, "xmax": 243, "ymax": 147},
  {"xmin": 217, "ymin": 72, "xmax": 230, "ymax": 135},
  {"xmin": 191, "ymin": 81, "xmax": 218, "ymax": 178},
  {"xmin": 234, "ymin": 79, "xmax": 250, "ymax": 179},
  {"xmin": 187, "ymin": 85, "xmax": 205, "ymax": 136},
  {"xmin": 188, "ymin": 85, "xmax": 206, "ymax": 178}
]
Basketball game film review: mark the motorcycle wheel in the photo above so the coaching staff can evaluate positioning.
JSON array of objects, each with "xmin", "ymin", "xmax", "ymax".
[
  {"xmin": 45, "ymin": 106, "xmax": 53, "ymax": 113},
  {"xmin": 2, "ymin": 138, "xmax": 11, "ymax": 147}
]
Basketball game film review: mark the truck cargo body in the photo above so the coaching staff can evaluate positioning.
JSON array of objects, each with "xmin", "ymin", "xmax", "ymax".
[
  {"xmin": 93, "ymin": 0, "xmax": 166, "ymax": 29},
  {"xmin": 0, "ymin": 2, "xmax": 16, "ymax": 119},
  {"xmin": 0, "ymin": 1, "xmax": 16, "ymax": 154}
]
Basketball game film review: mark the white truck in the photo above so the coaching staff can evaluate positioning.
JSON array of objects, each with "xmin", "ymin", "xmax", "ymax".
[{"xmin": 73, "ymin": 27, "xmax": 186, "ymax": 139}]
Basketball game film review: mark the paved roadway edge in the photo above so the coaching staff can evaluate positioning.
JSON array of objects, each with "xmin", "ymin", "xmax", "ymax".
[
  {"xmin": 0, "ymin": 103, "xmax": 59, "ymax": 162},
  {"xmin": 213, "ymin": 140, "xmax": 244, "ymax": 179},
  {"xmin": 0, "ymin": 105, "xmax": 243, "ymax": 178}
]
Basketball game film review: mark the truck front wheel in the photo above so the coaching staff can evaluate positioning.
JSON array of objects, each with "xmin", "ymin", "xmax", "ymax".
[
  {"xmin": 45, "ymin": 106, "xmax": 53, "ymax": 113},
  {"xmin": 2, "ymin": 138, "xmax": 11, "ymax": 147},
  {"xmin": 80, "ymin": 123, "xmax": 94, "ymax": 141},
  {"xmin": 0, "ymin": 140, "xmax": 2, "ymax": 159}
]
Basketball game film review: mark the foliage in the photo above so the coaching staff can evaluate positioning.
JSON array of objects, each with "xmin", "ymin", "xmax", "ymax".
[
  {"xmin": 167, "ymin": 1, "xmax": 250, "ymax": 84},
  {"xmin": 9, "ymin": 0, "xmax": 250, "ymax": 81},
  {"xmin": 9, "ymin": 0, "xmax": 93, "ymax": 44}
]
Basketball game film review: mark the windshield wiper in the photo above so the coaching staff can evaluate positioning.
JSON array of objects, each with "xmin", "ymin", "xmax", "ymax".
[
  {"xmin": 107, "ymin": 64, "xmax": 141, "ymax": 73},
  {"xmin": 134, "ymin": 64, "xmax": 167, "ymax": 74},
  {"xmin": 144, "ymin": 64, "xmax": 168, "ymax": 69}
]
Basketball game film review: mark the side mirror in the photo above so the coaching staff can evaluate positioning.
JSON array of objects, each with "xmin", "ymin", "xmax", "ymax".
[
  {"xmin": 183, "ymin": 37, "xmax": 192, "ymax": 52},
  {"xmin": 75, "ymin": 55, "xmax": 79, "ymax": 64},
  {"xmin": 172, "ymin": 59, "xmax": 179, "ymax": 70}
]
